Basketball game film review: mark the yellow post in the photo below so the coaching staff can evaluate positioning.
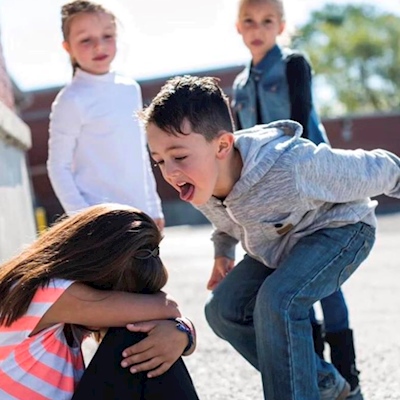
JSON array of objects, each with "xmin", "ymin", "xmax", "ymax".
[{"xmin": 35, "ymin": 207, "xmax": 47, "ymax": 235}]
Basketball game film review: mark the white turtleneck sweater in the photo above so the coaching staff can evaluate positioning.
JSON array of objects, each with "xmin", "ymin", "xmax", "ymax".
[{"xmin": 47, "ymin": 69, "xmax": 163, "ymax": 219}]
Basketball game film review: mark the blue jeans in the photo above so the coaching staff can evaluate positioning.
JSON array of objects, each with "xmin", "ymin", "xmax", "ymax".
[
  {"xmin": 310, "ymin": 289, "xmax": 349, "ymax": 332},
  {"xmin": 205, "ymin": 222, "xmax": 375, "ymax": 400}
]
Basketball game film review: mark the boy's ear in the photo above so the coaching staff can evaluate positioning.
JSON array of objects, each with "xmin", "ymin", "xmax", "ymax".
[
  {"xmin": 62, "ymin": 41, "xmax": 71, "ymax": 55},
  {"xmin": 216, "ymin": 131, "xmax": 234, "ymax": 160}
]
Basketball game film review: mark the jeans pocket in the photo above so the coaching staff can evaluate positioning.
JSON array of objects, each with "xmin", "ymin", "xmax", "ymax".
[{"xmin": 337, "ymin": 237, "xmax": 373, "ymax": 288}]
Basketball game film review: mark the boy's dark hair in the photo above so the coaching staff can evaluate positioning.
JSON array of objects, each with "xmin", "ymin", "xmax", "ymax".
[{"xmin": 141, "ymin": 75, "xmax": 235, "ymax": 141}]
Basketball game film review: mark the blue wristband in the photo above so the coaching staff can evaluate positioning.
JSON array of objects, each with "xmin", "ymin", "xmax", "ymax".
[{"xmin": 169, "ymin": 318, "xmax": 193, "ymax": 354}]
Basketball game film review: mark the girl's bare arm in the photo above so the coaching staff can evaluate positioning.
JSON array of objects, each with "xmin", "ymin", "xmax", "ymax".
[{"xmin": 32, "ymin": 282, "xmax": 180, "ymax": 334}]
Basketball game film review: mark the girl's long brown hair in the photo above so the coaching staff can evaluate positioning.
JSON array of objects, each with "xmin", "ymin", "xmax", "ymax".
[{"xmin": 0, "ymin": 204, "xmax": 167, "ymax": 326}]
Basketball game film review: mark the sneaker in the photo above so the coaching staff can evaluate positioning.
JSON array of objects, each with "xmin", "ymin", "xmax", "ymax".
[{"xmin": 320, "ymin": 371, "xmax": 350, "ymax": 400}]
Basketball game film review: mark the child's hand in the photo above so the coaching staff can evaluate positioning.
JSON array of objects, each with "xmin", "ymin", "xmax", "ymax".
[
  {"xmin": 154, "ymin": 218, "xmax": 165, "ymax": 232},
  {"xmin": 207, "ymin": 257, "xmax": 234, "ymax": 291},
  {"xmin": 121, "ymin": 320, "xmax": 189, "ymax": 378}
]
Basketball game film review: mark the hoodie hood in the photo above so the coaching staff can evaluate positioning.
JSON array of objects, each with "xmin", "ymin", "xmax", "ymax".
[{"xmin": 228, "ymin": 120, "xmax": 303, "ymax": 200}]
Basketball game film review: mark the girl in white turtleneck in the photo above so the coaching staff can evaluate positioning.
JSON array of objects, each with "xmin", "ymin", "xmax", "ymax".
[{"xmin": 47, "ymin": 0, "xmax": 164, "ymax": 230}]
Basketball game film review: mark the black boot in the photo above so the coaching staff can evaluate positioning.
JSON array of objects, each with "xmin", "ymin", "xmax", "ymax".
[
  {"xmin": 311, "ymin": 321, "xmax": 325, "ymax": 359},
  {"xmin": 325, "ymin": 329, "xmax": 361, "ymax": 396}
]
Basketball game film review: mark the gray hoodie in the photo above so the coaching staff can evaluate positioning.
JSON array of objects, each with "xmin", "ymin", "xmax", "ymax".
[{"xmin": 197, "ymin": 120, "xmax": 400, "ymax": 269}]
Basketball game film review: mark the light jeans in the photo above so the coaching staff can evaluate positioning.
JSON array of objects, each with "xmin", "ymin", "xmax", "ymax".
[{"xmin": 205, "ymin": 222, "xmax": 375, "ymax": 400}]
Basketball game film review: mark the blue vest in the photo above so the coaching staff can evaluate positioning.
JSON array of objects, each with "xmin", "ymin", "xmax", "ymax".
[{"xmin": 232, "ymin": 45, "xmax": 329, "ymax": 145}]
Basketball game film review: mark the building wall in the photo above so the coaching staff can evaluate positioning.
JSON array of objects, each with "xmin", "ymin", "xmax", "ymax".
[
  {"xmin": 21, "ymin": 66, "xmax": 400, "ymax": 226},
  {"xmin": 0, "ymin": 32, "xmax": 36, "ymax": 263},
  {"xmin": 323, "ymin": 113, "xmax": 400, "ymax": 213},
  {"xmin": 0, "ymin": 30, "xmax": 15, "ymax": 111}
]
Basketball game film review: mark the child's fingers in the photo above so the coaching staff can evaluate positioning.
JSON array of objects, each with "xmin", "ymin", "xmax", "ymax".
[
  {"xmin": 207, "ymin": 267, "xmax": 226, "ymax": 290},
  {"xmin": 207, "ymin": 277, "xmax": 216, "ymax": 290},
  {"xmin": 122, "ymin": 338, "xmax": 152, "ymax": 358},
  {"xmin": 121, "ymin": 348, "xmax": 154, "ymax": 368},
  {"xmin": 126, "ymin": 321, "xmax": 157, "ymax": 332},
  {"xmin": 147, "ymin": 362, "xmax": 172, "ymax": 378},
  {"xmin": 207, "ymin": 276, "xmax": 222, "ymax": 290},
  {"xmin": 127, "ymin": 357, "xmax": 166, "ymax": 376},
  {"xmin": 220, "ymin": 259, "xmax": 234, "ymax": 275}
]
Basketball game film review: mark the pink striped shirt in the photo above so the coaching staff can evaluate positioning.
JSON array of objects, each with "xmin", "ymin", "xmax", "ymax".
[{"xmin": 0, "ymin": 279, "xmax": 85, "ymax": 399}]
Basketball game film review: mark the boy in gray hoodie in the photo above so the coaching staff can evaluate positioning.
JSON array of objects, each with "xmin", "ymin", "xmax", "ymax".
[{"xmin": 142, "ymin": 75, "xmax": 400, "ymax": 400}]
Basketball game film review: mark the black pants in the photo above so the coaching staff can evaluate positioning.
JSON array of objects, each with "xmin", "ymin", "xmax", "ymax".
[{"xmin": 72, "ymin": 327, "xmax": 200, "ymax": 400}]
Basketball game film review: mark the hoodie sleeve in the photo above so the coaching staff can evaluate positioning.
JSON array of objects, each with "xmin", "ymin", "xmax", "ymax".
[
  {"xmin": 211, "ymin": 229, "xmax": 239, "ymax": 260},
  {"xmin": 295, "ymin": 143, "xmax": 400, "ymax": 203}
]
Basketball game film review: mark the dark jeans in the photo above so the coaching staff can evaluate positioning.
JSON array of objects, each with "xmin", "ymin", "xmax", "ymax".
[{"xmin": 72, "ymin": 327, "xmax": 200, "ymax": 400}]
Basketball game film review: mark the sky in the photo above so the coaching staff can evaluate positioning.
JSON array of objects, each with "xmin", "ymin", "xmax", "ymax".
[{"xmin": 1, "ymin": 0, "xmax": 399, "ymax": 91}]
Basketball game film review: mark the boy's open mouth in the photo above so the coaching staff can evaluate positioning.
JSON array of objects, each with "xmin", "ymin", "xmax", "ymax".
[{"xmin": 178, "ymin": 182, "xmax": 194, "ymax": 202}]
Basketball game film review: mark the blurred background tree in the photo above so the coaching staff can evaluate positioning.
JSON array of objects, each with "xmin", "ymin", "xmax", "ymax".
[{"xmin": 292, "ymin": 3, "xmax": 400, "ymax": 117}]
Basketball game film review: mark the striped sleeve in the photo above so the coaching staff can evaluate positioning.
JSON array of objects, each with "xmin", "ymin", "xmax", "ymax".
[{"xmin": 0, "ymin": 279, "xmax": 74, "ymax": 361}]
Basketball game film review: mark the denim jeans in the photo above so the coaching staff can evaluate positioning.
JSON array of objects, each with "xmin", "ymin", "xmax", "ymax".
[
  {"xmin": 310, "ymin": 289, "xmax": 349, "ymax": 332},
  {"xmin": 205, "ymin": 222, "xmax": 375, "ymax": 400}
]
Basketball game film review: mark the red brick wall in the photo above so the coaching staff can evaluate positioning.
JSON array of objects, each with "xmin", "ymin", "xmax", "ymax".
[
  {"xmin": 324, "ymin": 114, "xmax": 400, "ymax": 212},
  {"xmin": 325, "ymin": 114, "xmax": 400, "ymax": 154}
]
